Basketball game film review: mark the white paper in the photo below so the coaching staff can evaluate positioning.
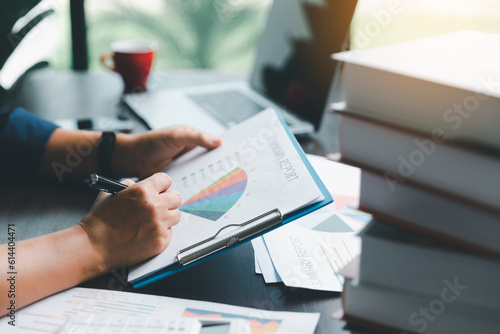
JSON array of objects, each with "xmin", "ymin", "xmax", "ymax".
[
  {"xmin": 255, "ymin": 253, "xmax": 262, "ymax": 274},
  {"xmin": 263, "ymin": 156, "xmax": 371, "ymax": 291},
  {"xmin": 129, "ymin": 110, "xmax": 323, "ymax": 282},
  {"xmin": 264, "ymin": 208, "xmax": 363, "ymax": 291},
  {"xmin": 251, "ymin": 238, "xmax": 282, "ymax": 283},
  {"xmin": 0, "ymin": 287, "xmax": 320, "ymax": 334}
]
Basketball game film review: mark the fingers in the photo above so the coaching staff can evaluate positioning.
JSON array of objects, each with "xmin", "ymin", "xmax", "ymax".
[
  {"xmin": 95, "ymin": 178, "xmax": 134, "ymax": 204},
  {"xmin": 93, "ymin": 189, "xmax": 111, "ymax": 205},
  {"xmin": 172, "ymin": 145, "xmax": 195, "ymax": 160},
  {"xmin": 139, "ymin": 173, "xmax": 172, "ymax": 193},
  {"xmin": 160, "ymin": 190, "xmax": 182, "ymax": 228},
  {"xmin": 172, "ymin": 126, "xmax": 223, "ymax": 149},
  {"xmin": 121, "ymin": 175, "xmax": 183, "ymax": 230},
  {"xmin": 166, "ymin": 209, "xmax": 181, "ymax": 228},
  {"xmin": 162, "ymin": 190, "xmax": 182, "ymax": 209},
  {"xmin": 94, "ymin": 179, "xmax": 135, "ymax": 204},
  {"xmin": 120, "ymin": 179, "xmax": 135, "ymax": 187},
  {"xmin": 154, "ymin": 206, "xmax": 181, "ymax": 231}
]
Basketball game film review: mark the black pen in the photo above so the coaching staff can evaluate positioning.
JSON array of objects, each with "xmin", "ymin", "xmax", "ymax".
[{"xmin": 88, "ymin": 174, "xmax": 129, "ymax": 193}]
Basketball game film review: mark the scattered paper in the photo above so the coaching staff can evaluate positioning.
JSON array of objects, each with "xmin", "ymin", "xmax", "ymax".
[
  {"xmin": 254, "ymin": 155, "xmax": 371, "ymax": 291},
  {"xmin": 251, "ymin": 238, "xmax": 282, "ymax": 283},
  {"xmin": 0, "ymin": 287, "xmax": 320, "ymax": 334},
  {"xmin": 264, "ymin": 208, "xmax": 362, "ymax": 291},
  {"xmin": 255, "ymin": 254, "xmax": 263, "ymax": 274}
]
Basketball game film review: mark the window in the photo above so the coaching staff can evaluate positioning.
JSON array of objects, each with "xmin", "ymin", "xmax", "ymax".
[
  {"xmin": 51, "ymin": 0, "xmax": 271, "ymax": 71},
  {"xmin": 4, "ymin": 0, "xmax": 500, "ymax": 78},
  {"xmin": 351, "ymin": 0, "xmax": 500, "ymax": 50}
]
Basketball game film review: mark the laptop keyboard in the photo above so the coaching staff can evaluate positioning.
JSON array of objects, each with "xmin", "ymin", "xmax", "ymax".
[{"xmin": 187, "ymin": 90, "xmax": 266, "ymax": 127}]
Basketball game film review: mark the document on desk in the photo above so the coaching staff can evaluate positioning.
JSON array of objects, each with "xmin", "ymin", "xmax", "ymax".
[
  {"xmin": 263, "ymin": 206, "xmax": 365, "ymax": 291},
  {"xmin": 252, "ymin": 237, "xmax": 282, "ymax": 283},
  {"xmin": 128, "ymin": 109, "xmax": 332, "ymax": 287},
  {"xmin": 254, "ymin": 156, "xmax": 372, "ymax": 291},
  {"xmin": 0, "ymin": 287, "xmax": 320, "ymax": 334}
]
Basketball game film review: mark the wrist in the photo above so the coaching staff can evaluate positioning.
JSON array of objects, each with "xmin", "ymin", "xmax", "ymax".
[
  {"xmin": 42, "ymin": 129, "xmax": 102, "ymax": 180},
  {"xmin": 112, "ymin": 133, "xmax": 138, "ymax": 177},
  {"xmin": 70, "ymin": 223, "xmax": 109, "ymax": 279}
]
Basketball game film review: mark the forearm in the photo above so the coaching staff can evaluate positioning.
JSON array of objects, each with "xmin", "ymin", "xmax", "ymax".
[
  {"xmin": 39, "ymin": 124, "xmax": 222, "ymax": 181},
  {"xmin": 0, "ymin": 224, "xmax": 106, "ymax": 316},
  {"xmin": 40, "ymin": 128, "xmax": 136, "ymax": 180},
  {"xmin": 40, "ymin": 128, "xmax": 101, "ymax": 180}
]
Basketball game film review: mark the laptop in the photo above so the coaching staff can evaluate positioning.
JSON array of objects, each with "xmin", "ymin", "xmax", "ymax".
[{"xmin": 124, "ymin": 0, "xmax": 358, "ymax": 135}]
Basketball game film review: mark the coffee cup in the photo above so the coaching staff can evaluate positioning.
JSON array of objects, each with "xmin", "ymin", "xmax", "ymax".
[{"xmin": 101, "ymin": 40, "xmax": 157, "ymax": 93}]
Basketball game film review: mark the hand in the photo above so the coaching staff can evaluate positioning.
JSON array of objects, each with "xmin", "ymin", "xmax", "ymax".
[
  {"xmin": 78, "ymin": 173, "xmax": 181, "ymax": 271},
  {"xmin": 114, "ymin": 126, "xmax": 222, "ymax": 179}
]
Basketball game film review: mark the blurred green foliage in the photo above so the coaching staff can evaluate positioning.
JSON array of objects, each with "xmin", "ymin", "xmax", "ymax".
[{"xmin": 52, "ymin": 0, "xmax": 270, "ymax": 71}]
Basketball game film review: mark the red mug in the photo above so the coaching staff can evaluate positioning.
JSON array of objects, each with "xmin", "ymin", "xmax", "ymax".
[{"xmin": 101, "ymin": 41, "xmax": 157, "ymax": 93}]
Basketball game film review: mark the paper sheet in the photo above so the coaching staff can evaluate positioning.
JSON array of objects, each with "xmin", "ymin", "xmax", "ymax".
[
  {"xmin": 251, "ymin": 238, "xmax": 282, "ymax": 283},
  {"xmin": 258, "ymin": 155, "xmax": 371, "ymax": 291},
  {"xmin": 129, "ymin": 110, "xmax": 323, "ymax": 282},
  {"xmin": 264, "ymin": 207, "xmax": 363, "ymax": 291},
  {"xmin": 0, "ymin": 287, "xmax": 320, "ymax": 334},
  {"xmin": 255, "ymin": 253, "xmax": 262, "ymax": 274}
]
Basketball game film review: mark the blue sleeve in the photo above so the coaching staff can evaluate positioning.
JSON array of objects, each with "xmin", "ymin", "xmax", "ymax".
[{"xmin": 0, "ymin": 108, "xmax": 58, "ymax": 181}]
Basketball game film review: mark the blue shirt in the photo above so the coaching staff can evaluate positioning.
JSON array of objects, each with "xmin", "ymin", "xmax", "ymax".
[{"xmin": 0, "ymin": 108, "xmax": 58, "ymax": 181}]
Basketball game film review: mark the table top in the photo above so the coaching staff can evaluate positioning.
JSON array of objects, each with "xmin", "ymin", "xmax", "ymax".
[{"xmin": 0, "ymin": 69, "xmax": 363, "ymax": 334}]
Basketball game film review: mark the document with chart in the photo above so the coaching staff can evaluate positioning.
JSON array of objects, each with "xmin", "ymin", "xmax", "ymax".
[
  {"xmin": 128, "ymin": 109, "xmax": 332, "ymax": 287},
  {"xmin": 0, "ymin": 287, "xmax": 320, "ymax": 334}
]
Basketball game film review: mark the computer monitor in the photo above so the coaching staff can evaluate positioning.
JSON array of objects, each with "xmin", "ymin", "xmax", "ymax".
[{"xmin": 250, "ymin": 0, "xmax": 358, "ymax": 130}]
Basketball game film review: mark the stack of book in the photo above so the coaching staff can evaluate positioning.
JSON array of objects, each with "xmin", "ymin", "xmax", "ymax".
[{"xmin": 331, "ymin": 30, "xmax": 500, "ymax": 333}]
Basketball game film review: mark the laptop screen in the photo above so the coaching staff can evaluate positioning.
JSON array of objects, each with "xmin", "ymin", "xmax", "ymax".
[{"xmin": 250, "ymin": 0, "xmax": 358, "ymax": 131}]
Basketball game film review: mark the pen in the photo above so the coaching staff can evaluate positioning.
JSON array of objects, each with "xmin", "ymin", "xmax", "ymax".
[{"xmin": 88, "ymin": 174, "xmax": 129, "ymax": 193}]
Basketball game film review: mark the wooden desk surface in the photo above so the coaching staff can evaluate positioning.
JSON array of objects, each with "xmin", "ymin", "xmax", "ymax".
[{"xmin": 0, "ymin": 69, "xmax": 358, "ymax": 334}]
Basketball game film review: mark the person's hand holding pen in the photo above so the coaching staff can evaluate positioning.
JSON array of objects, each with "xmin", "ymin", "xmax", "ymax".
[
  {"xmin": 71, "ymin": 125, "xmax": 223, "ymax": 270},
  {"xmin": 80, "ymin": 173, "xmax": 181, "ymax": 271},
  {"xmin": 0, "ymin": 124, "xmax": 223, "ymax": 316},
  {"xmin": 1, "ymin": 172, "xmax": 183, "ymax": 315}
]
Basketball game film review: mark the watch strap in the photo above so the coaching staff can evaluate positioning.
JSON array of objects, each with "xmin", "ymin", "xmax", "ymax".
[{"xmin": 98, "ymin": 131, "xmax": 116, "ymax": 177}]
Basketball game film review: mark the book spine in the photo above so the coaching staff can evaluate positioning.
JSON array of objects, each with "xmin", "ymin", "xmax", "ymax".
[
  {"xmin": 341, "ymin": 62, "xmax": 500, "ymax": 150},
  {"xmin": 344, "ymin": 279, "xmax": 500, "ymax": 334},
  {"xmin": 358, "ymin": 169, "xmax": 500, "ymax": 257},
  {"xmin": 359, "ymin": 227, "xmax": 500, "ymax": 312},
  {"xmin": 338, "ymin": 112, "xmax": 500, "ymax": 212}
]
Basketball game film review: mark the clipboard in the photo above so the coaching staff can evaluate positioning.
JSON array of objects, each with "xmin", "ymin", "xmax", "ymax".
[{"xmin": 130, "ymin": 111, "xmax": 333, "ymax": 288}]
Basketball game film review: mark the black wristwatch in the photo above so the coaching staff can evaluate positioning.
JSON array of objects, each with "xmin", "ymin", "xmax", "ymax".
[{"xmin": 98, "ymin": 131, "xmax": 116, "ymax": 177}]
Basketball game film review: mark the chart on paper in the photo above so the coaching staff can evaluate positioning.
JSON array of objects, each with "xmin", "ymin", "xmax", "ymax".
[
  {"xmin": 8, "ymin": 289, "xmax": 167, "ymax": 333},
  {"xmin": 177, "ymin": 153, "xmax": 252, "ymax": 221},
  {"xmin": 183, "ymin": 308, "xmax": 282, "ymax": 334},
  {"xmin": 0, "ymin": 287, "xmax": 320, "ymax": 334},
  {"xmin": 180, "ymin": 167, "xmax": 248, "ymax": 221}
]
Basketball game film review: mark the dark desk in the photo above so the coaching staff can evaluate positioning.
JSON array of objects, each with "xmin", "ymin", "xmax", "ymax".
[{"xmin": 0, "ymin": 69, "xmax": 354, "ymax": 334}]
